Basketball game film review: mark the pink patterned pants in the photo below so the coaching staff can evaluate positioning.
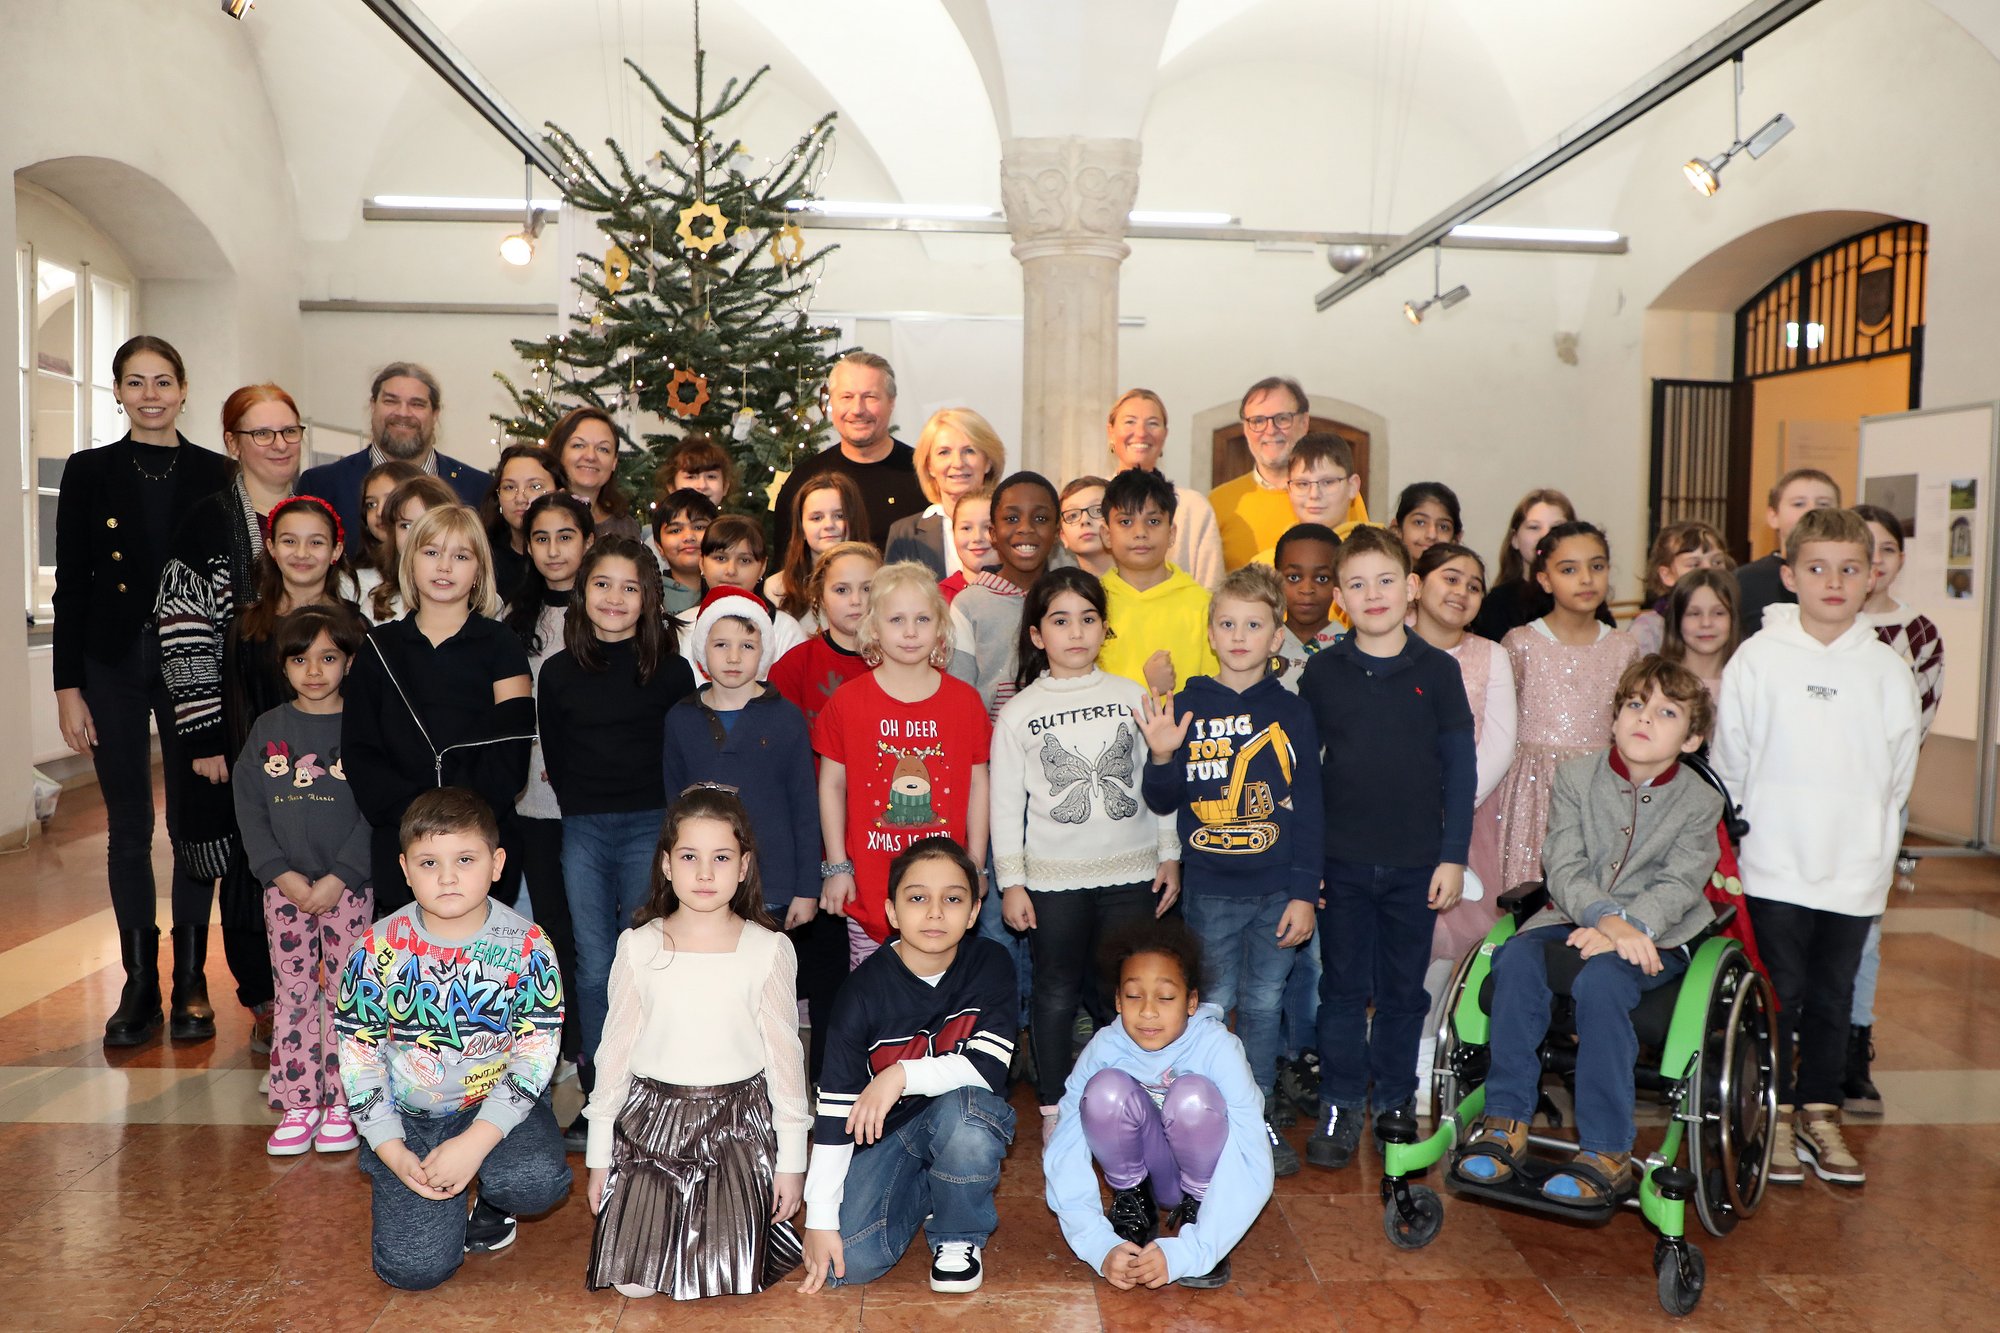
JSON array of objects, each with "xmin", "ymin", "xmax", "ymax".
[{"xmin": 264, "ymin": 883, "xmax": 373, "ymax": 1110}]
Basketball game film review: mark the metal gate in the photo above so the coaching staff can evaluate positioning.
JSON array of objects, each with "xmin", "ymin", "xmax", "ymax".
[{"xmin": 1649, "ymin": 379, "xmax": 1738, "ymax": 552}]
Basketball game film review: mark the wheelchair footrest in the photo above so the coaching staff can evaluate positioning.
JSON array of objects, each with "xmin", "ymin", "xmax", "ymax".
[{"xmin": 1446, "ymin": 1149, "xmax": 1634, "ymax": 1226}]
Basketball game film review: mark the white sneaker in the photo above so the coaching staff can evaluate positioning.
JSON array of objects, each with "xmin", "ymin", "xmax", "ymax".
[{"xmin": 929, "ymin": 1241, "xmax": 983, "ymax": 1293}]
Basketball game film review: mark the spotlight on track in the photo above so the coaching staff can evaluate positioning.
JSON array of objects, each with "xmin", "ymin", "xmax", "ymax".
[
  {"xmin": 1683, "ymin": 53, "xmax": 1795, "ymax": 196},
  {"xmin": 220, "ymin": 0, "xmax": 254, "ymax": 16},
  {"xmin": 1403, "ymin": 249, "xmax": 1468, "ymax": 326},
  {"xmin": 499, "ymin": 159, "xmax": 544, "ymax": 266}
]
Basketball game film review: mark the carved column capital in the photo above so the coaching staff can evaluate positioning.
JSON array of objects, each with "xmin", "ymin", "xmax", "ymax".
[{"xmin": 1000, "ymin": 137, "xmax": 1142, "ymax": 263}]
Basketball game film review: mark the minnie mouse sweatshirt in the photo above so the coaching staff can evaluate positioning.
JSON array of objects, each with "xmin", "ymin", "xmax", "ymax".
[{"xmin": 231, "ymin": 702, "xmax": 373, "ymax": 891}]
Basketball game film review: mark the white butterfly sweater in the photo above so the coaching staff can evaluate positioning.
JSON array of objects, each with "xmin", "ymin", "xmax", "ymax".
[{"xmin": 991, "ymin": 669, "xmax": 1181, "ymax": 892}]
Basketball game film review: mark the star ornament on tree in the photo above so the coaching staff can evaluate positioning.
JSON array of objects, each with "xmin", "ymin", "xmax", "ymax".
[
  {"xmin": 666, "ymin": 368, "xmax": 711, "ymax": 418},
  {"xmin": 676, "ymin": 199, "xmax": 731, "ymax": 254}
]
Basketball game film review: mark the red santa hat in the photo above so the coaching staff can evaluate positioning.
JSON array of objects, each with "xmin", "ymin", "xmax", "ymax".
[{"xmin": 689, "ymin": 586, "xmax": 778, "ymax": 680}]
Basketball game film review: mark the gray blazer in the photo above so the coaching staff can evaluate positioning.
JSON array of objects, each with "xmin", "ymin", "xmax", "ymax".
[{"xmin": 1523, "ymin": 750, "xmax": 1725, "ymax": 950}]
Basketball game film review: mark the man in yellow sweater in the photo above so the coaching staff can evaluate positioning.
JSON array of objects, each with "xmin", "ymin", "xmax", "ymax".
[
  {"xmin": 1211, "ymin": 376, "xmax": 1365, "ymax": 570},
  {"xmin": 1099, "ymin": 469, "xmax": 1219, "ymax": 698}
]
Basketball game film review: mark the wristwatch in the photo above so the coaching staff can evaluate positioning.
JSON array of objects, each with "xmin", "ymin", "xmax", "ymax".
[{"xmin": 820, "ymin": 859, "xmax": 854, "ymax": 878}]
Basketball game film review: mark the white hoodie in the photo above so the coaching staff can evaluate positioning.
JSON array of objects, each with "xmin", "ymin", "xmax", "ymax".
[{"xmin": 1710, "ymin": 604, "xmax": 1920, "ymax": 917}]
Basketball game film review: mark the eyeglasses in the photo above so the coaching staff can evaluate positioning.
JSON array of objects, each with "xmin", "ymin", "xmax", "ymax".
[
  {"xmin": 680, "ymin": 780, "xmax": 740, "ymax": 797},
  {"xmin": 498, "ymin": 478, "xmax": 552, "ymax": 497},
  {"xmin": 233, "ymin": 426, "xmax": 305, "ymax": 446},
  {"xmin": 1288, "ymin": 476, "xmax": 1350, "ymax": 495},
  {"xmin": 1241, "ymin": 411, "xmax": 1302, "ymax": 432},
  {"xmin": 1060, "ymin": 504, "xmax": 1104, "ymax": 527}
]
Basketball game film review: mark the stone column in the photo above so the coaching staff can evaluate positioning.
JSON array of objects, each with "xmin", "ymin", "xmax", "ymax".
[{"xmin": 1001, "ymin": 137, "xmax": 1141, "ymax": 482}]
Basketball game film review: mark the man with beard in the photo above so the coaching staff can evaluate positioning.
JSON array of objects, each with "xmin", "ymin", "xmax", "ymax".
[
  {"xmin": 298, "ymin": 362, "xmax": 490, "ymax": 539},
  {"xmin": 770, "ymin": 352, "xmax": 928, "ymax": 561}
]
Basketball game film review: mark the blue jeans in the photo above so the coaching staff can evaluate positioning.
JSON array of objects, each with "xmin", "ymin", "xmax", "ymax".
[
  {"xmin": 1282, "ymin": 932, "xmax": 1321, "ymax": 1059},
  {"xmin": 830, "ymin": 1086, "xmax": 1015, "ymax": 1286},
  {"xmin": 1484, "ymin": 924, "xmax": 1688, "ymax": 1155},
  {"xmin": 357, "ymin": 1094, "xmax": 571, "ymax": 1290},
  {"xmin": 1316, "ymin": 859, "xmax": 1435, "ymax": 1112},
  {"xmin": 562, "ymin": 809, "xmax": 664, "ymax": 1062},
  {"xmin": 1184, "ymin": 888, "xmax": 1299, "ymax": 1097},
  {"xmin": 977, "ymin": 857, "xmax": 1032, "ymax": 1028}
]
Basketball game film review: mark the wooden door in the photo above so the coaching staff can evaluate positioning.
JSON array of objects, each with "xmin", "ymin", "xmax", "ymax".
[{"xmin": 1211, "ymin": 417, "xmax": 1370, "ymax": 489}]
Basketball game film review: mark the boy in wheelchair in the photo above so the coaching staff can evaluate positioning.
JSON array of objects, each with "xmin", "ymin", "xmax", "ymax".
[{"xmin": 1457, "ymin": 657, "xmax": 1723, "ymax": 1205}]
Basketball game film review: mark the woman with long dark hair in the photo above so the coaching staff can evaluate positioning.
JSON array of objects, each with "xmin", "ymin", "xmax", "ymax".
[{"xmin": 54, "ymin": 335, "xmax": 234, "ymax": 1046}]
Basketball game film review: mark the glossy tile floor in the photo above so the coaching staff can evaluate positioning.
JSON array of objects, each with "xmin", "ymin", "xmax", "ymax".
[{"xmin": 4, "ymin": 778, "xmax": 1999, "ymax": 1329}]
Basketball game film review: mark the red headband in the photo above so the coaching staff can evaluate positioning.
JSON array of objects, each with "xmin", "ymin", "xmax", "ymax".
[{"xmin": 269, "ymin": 493, "xmax": 344, "ymax": 548}]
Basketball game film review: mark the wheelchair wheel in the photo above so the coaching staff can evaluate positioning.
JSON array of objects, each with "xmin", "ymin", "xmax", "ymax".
[
  {"xmin": 1688, "ymin": 950, "xmax": 1778, "ymax": 1237},
  {"xmin": 1428, "ymin": 938, "xmax": 1489, "ymax": 1121},
  {"xmin": 1382, "ymin": 1183, "xmax": 1444, "ymax": 1249},
  {"xmin": 1655, "ymin": 1239, "xmax": 1706, "ymax": 1316}
]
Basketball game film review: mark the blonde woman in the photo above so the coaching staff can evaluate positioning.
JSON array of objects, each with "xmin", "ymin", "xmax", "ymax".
[
  {"xmin": 1106, "ymin": 388, "xmax": 1225, "ymax": 589},
  {"xmin": 883, "ymin": 408, "xmax": 1006, "ymax": 578}
]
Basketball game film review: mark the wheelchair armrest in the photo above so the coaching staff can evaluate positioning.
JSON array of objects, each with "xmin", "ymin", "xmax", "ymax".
[
  {"xmin": 1684, "ymin": 903, "xmax": 1739, "ymax": 948},
  {"xmin": 1498, "ymin": 881, "xmax": 1550, "ymax": 920}
]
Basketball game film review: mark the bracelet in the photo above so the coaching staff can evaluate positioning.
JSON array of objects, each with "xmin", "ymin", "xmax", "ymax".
[{"xmin": 820, "ymin": 859, "xmax": 854, "ymax": 878}]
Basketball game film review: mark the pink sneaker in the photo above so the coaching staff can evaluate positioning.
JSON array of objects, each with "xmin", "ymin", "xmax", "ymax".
[
  {"xmin": 315, "ymin": 1104, "xmax": 358, "ymax": 1154},
  {"xmin": 267, "ymin": 1107, "xmax": 323, "ymax": 1156}
]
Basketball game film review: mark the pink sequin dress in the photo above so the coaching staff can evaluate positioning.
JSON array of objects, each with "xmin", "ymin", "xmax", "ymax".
[
  {"xmin": 1433, "ymin": 633, "xmax": 1509, "ymax": 961},
  {"xmin": 1492, "ymin": 621, "xmax": 1640, "ymax": 893}
]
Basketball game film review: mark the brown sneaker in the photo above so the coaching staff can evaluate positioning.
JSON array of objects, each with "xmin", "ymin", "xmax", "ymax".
[
  {"xmin": 1454, "ymin": 1116, "xmax": 1529, "ymax": 1184},
  {"xmin": 249, "ymin": 1002, "xmax": 275, "ymax": 1055},
  {"xmin": 1767, "ymin": 1106, "xmax": 1803, "ymax": 1184},
  {"xmin": 1542, "ymin": 1150, "xmax": 1632, "ymax": 1206},
  {"xmin": 1796, "ymin": 1104, "xmax": 1865, "ymax": 1185}
]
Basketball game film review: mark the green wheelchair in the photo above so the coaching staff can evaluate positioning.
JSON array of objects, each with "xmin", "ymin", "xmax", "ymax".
[{"xmin": 1376, "ymin": 756, "xmax": 1778, "ymax": 1317}]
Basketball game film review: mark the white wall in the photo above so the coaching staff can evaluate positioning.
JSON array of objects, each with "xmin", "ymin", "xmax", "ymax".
[{"xmin": 0, "ymin": 0, "xmax": 302, "ymax": 841}]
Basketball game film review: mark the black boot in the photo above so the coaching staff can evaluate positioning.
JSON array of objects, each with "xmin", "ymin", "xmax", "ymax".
[
  {"xmin": 1107, "ymin": 1175, "xmax": 1158, "ymax": 1247},
  {"xmin": 1842, "ymin": 1024, "xmax": 1883, "ymax": 1115},
  {"xmin": 168, "ymin": 924, "xmax": 215, "ymax": 1042},
  {"xmin": 103, "ymin": 927, "xmax": 163, "ymax": 1047}
]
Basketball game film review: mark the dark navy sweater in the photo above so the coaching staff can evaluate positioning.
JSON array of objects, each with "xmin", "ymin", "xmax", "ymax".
[
  {"xmin": 1141, "ymin": 675, "xmax": 1324, "ymax": 902},
  {"xmin": 1298, "ymin": 631, "xmax": 1476, "ymax": 868},
  {"xmin": 660, "ymin": 685, "xmax": 820, "ymax": 904}
]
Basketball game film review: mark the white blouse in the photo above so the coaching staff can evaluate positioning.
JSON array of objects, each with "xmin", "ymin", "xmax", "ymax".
[{"xmin": 582, "ymin": 918, "xmax": 811, "ymax": 1173}]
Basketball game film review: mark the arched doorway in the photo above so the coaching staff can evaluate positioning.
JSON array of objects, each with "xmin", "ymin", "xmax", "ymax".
[{"xmin": 1646, "ymin": 215, "xmax": 1927, "ymax": 560}]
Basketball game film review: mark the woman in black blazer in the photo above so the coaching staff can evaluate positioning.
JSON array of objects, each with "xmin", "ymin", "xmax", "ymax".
[
  {"xmin": 53, "ymin": 335, "xmax": 234, "ymax": 1047},
  {"xmin": 880, "ymin": 407, "xmax": 1006, "ymax": 577}
]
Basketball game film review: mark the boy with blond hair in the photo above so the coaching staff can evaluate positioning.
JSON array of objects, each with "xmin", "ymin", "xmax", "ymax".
[
  {"xmin": 1736, "ymin": 467, "xmax": 1841, "ymax": 636},
  {"xmin": 1712, "ymin": 507, "xmax": 1919, "ymax": 1186}
]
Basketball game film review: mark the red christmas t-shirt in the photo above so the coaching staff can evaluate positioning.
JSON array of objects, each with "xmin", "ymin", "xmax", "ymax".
[
  {"xmin": 770, "ymin": 632, "xmax": 870, "ymax": 734},
  {"xmin": 812, "ymin": 670, "xmax": 992, "ymax": 942}
]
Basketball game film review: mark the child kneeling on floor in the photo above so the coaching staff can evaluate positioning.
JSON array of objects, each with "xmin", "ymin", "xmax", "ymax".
[
  {"xmin": 798, "ymin": 836, "xmax": 1019, "ymax": 1296},
  {"xmin": 335, "ymin": 788, "xmax": 570, "ymax": 1290},
  {"xmin": 1044, "ymin": 919, "xmax": 1273, "ymax": 1291},
  {"xmin": 1458, "ymin": 657, "xmax": 1722, "ymax": 1204}
]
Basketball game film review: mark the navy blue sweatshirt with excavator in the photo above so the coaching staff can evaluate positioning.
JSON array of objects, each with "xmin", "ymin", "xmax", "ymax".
[{"xmin": 1141, "ymin": 675, "xmax": 1324, "ymax": 902}]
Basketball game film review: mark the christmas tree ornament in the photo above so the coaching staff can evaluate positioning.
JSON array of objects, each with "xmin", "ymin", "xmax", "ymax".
[
  {"xmin": 676, "ymin": 199, "xmax": 731, "ymax": 254},
  {"xmin": 732, "ymin": 405, "xmax": 757, "ymax": 441},
  {"xmin": 604, "ymin": 244, "xmax": 632, "ymax": 294},
  {"xmin": 769, "ymin": 222, "xmax": 806, "ymax": 267},
  {"xmin": 666, "ymin": 367, "xmax": 711, "ymax": 418}
]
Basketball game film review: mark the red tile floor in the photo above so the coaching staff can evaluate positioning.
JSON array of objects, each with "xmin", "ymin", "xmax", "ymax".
[{"xmin": 3, "ymin": 778, "xmax": 1998, "ymax": 1329}]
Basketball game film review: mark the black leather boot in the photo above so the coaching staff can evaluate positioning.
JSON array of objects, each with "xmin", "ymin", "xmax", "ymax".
[
  {"xmin": 103, "ymin": 926, "xmax": 163, "ymax": 1047},
  {"xmin": 168, "ymin": 923, "xmax": 216, "ymax": 1042},
  {"xmin": 1842, "ymin": 1024, "xmax": 1883, "ymax": 1115}
]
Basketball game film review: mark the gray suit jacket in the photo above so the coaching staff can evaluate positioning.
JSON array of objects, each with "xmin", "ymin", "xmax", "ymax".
[{"xmin": 1523, "ymin": 750, "xmax": 1724, "ymax": 949}]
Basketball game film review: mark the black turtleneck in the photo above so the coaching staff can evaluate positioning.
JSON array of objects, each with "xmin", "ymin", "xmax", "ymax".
[{"xmin": 536, "ymin": 634, "xmax": 697, "ymax": 814}]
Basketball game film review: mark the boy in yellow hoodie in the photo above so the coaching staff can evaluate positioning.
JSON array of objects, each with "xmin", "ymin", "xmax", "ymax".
[{"xmin": 1099, "ymin": 469, "xmax": 1219, "ymax": 697}]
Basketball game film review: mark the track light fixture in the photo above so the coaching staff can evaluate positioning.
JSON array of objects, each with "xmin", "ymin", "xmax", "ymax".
[
  {"xmin": 1683, "ymin": 53, "xmax": 1795, "ymax": 196},
  {"xmin": 220, "ymin": 0, "xmax": 254, "ymax": 16},
  {"xmin": 1403, "ymin": 248, "xmax": 1470, "ymax": 325},
  {"xmin": 499, "ymin": 159, "xmax": 544, "ymax": 265}
]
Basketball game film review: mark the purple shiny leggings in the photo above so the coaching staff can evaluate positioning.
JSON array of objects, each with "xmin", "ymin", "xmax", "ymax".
[{"xmin": 1080, "ymin": 1068, "xmax": 1228, "ymax": 1210}]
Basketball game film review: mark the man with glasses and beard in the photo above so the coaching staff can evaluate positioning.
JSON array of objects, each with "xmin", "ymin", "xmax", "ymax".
[
  {"xmin": 1211, "ymin": 376, "xmax": 1364, "ymax": 571},
  {"xmin": 298, "ymin": 362, "xmax": 490, "ymax": 540}
]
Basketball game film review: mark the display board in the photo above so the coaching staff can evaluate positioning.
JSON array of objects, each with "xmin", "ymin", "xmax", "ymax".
[{"xmin": 1858, "ymin": 404, "xmax": 1998, "ymax": 745}]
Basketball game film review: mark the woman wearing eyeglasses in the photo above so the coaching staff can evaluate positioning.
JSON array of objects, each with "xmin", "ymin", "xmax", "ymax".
[
  {"xmin": 153, "ymin": 382, "xmax": 316, "ymax": 1043},
  {"xmin": 53, "ymin": 337, "xmax": 235, "ymax": 1047},
  {"xmin": 1105, "ymin": 388, "xmax": 1225, "ymax": 590}
]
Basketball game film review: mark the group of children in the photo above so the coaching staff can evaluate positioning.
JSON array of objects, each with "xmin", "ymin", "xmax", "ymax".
[{"xmin": 215, "ymin": 388, "xmax": 1939, "ymax": 1301}]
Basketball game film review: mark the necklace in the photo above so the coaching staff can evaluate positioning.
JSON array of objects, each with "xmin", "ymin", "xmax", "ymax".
[{"xmin": 129, "ymin": 443, "xmax": 181, "ymax": 483}]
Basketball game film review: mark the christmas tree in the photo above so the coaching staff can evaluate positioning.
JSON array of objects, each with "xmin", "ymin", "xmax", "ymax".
[{"xmin": 492, "ymin": 37, "xmax": 841, "ymax": 513}]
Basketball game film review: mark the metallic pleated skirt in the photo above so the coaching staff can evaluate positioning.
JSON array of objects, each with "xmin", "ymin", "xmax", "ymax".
[{"xmin": 586, "ymin": 1071, "xmax": 803, "ymax": 1298}]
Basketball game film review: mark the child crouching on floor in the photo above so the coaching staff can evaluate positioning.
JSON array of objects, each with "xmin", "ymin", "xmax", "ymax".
[
  {"xmin": 1044, "ymin": 919, "xmax": 1273, "ymax": 1292},
  {"xmin": 1457, "ymin": 657, "xmax": 1722, "ymax": 1204},
  {"xmin": 335, "ymin": 787, "xmax": 570, "ymax": 1290}
]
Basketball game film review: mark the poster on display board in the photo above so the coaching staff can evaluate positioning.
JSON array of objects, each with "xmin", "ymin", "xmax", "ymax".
[{"xmin": 1858, "ymin": 403, "xmax": 1999, "ymax": 745}]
